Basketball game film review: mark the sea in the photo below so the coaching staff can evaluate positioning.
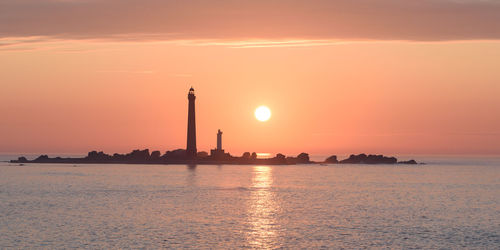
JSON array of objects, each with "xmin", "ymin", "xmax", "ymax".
[{"xmin": 0, "ymin": 155, "xmax": 499, "ymax": 249}]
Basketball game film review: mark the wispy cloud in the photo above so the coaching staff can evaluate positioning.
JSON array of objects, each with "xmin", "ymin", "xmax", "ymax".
[
  {"xmin": 96, "ymin": 70, "xmax": 154, "ymax": 74},
  {"xmin": 169, "ymin": 73, "xmax": 192, "ymax": 78},
  {"xmin": 176, "ymin": 39, "xmax": 354, "ymax": 48},
  {"xmin": 2, "ymin": 35, "xmax": 499, "ymax": 53},
  {"xmin": 0, "ymin": 36, "xmax": 49, "ymax": 47}
]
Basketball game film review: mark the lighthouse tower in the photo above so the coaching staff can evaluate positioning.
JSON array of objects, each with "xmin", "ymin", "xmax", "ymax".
[
  {"xmin": 186, "ymin": 87, "xmax": 197, "ymax": 158},
  {"xmin": 217, "ymin": 129, "xmax": 222, "ymax": 151},
  {"xmin": 211, "ymin": 129, "xmax": 225, "ymax": 158}
]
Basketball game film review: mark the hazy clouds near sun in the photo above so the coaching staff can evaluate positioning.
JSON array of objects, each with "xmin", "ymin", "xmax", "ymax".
[{"xmin": 2, "ymin": 0, "xmax": 500, "ymax": 41}]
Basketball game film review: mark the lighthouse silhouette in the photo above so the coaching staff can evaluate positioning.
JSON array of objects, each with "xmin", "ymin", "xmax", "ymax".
[{"xmin": 186, "ymin": 87, "xmax": 197, "ymax": 158}]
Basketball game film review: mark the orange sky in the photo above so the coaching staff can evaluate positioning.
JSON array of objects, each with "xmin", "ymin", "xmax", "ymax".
[{"xmin": 1, "ymin": 1, "xmax": 500, "ymax": 156}]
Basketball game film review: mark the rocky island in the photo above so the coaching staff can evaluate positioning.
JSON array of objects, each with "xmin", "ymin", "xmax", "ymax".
[{"xmin": 11, "ymin": 150, "xmax": 418, "ymax": 165}]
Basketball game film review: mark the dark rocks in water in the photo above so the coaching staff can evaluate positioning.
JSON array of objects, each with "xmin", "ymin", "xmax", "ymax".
[
  {"xmin": 325, "ymin": 155, "xmax": 338, "ymax": 163},
  {"xmin": 112, "ymin": 153, "xmax": 126, "ymax": 162},
  {"xmin": 285, "ymin": 153, "xmax": 311, "ymax": 164},
  {"xmin": 275, "ymin": 153, "xmax": 286, "ymax": 160},
  {"xmin": 9, "ymin": 149, "xmax": 419, "ymax": 165},
  {"xmin": 163, "ymin": 149, "xmax": 187, "ymax": 160},
  {"xmin": 74, "ymin": 149, "xmax": 152, "ymax": 163},
  {"xmin": 128, "ymin": 149, "xmax": 150, "ymax": 162},
  {"xmin": 87, "ymin": 151, "xmax": 112, "ymax": 162},
  {"xmin": 339, "ymin": 154, "xmax": 397, "ymax": 164},
  {"xmin": 326, "ymin": 153, "xmax": 419, "ymax": 165},
  {"xmin": 34, "ymin": 155, "xmax": 50, "ymax": 163},
  {"xmin": 151, "ymin": 150, "xmax": 161, "ymax": 160},
  {"xmin": 296, "ymin": 153, "xmax": 310, "ymax": 163},
  {"xmin": 241, "ymin": 152, "xmax": 251, "ymax": 159},
  {"xmin": 398, "ymin": 159, "xmax": 417, "ymax": 164},
  {"xmin": 285, "ymin": 156, "xmax": 296, "ymax": 164},
  {"xmin": 270, "ymin": 153, "xmax": 287, "ymax": 164},
  {"xmin": 197, "ymin": 151, "xmax": 209, "ymax": 158},
  {"xmin": 17, "ymin": 157, "xmax": 28, "ymax": 163},
  {"xmin": 251, "ymin": 152, "xmax": 257, "ymax": 160}
]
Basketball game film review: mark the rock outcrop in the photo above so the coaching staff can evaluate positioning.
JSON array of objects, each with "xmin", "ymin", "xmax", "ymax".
[
  {"xmin": 10, "ymin": 150, "xmax": 419, "ymax": 165},
  {"xmin": 325, "ymin": 155, "xmax": 338, "ymax": 163},
  {"xmin": 339, "ymin": 154, "xmax": 397, "ymax": 164},
  {"xmin": 398, "ymin": 159, "xmax": 417, "ymax": 164}
]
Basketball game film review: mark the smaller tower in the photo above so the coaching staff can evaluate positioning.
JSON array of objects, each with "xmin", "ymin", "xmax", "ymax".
[{"xmin": 211, "ymin": 129, "xmax": 225, "ymax": 158}]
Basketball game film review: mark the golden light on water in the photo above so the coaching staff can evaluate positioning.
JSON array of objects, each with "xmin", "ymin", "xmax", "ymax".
[{"xmin": 246, "ymin": 166, "xmax": 280, "ymax": 248}]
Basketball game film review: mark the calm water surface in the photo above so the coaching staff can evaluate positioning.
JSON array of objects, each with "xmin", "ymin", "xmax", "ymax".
[{"xmin": 0, "ymin": 158, "xmax": 499, "ymax": 248}]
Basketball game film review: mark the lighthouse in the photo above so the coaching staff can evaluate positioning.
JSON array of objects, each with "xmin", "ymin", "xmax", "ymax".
[
  {"xmin": 186, "ymin": 87, "xmax": 197, "ymax": 158},
  {"xmin": 211, "ymin": 129, "xmax": 226, "ymax": 158},
  {"xmin": 217, "ymin": 129, "xmax": 222, "ymax": 151}
]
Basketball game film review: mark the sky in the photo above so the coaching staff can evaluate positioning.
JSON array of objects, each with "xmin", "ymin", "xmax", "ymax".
[{"xmin": 1, "ymin": 0, "xmax": 500, "ymax": 156}]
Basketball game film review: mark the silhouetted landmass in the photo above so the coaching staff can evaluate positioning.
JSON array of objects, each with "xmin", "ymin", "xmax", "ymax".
[
  {"xmin": 325, "ymin": 155, "xmax": 338, "ymax": 163},
  {"xmin": 339, "ymin": 154, "xmax": 397, "ymax": 164},
  {"xmin": 397, "ymin": 159, "xmax": 418, "ymax": 164},
  {"xmin": 337, "ymin": 154, "xmax": 419, "ymax": 164},
  {"xmin": 11, "ymin": 150, "xmax": 419, "ymax": 165}
]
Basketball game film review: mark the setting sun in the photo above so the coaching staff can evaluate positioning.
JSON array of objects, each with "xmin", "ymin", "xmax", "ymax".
[{"xmin": 255, "ymin": 106, "xmax": 271, "ymax": 122}]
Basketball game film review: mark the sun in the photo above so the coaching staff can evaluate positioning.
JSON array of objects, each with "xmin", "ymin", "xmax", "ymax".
[{"xmin": 255, "ymin": 106, "xmax": 271, "ymax": 122}]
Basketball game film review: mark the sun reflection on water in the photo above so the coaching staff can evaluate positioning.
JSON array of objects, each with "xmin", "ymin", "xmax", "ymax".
[{"xmin": 246, "ymin": 166, "xmax": 281, "ymax": 248}]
